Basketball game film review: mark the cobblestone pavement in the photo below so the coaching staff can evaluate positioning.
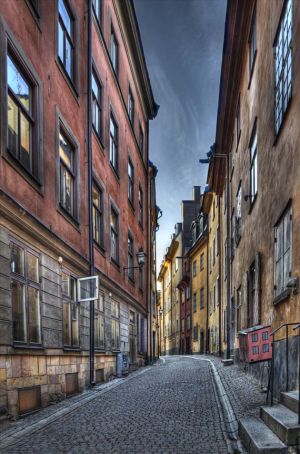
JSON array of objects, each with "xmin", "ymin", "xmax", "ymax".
[
  {"xmin": 204, "ymin": 355, "xmax": 266, "ymax": 421},
  {"xmin": 0, "ymin": 356, "xmax": 230, "ymax": 454}
]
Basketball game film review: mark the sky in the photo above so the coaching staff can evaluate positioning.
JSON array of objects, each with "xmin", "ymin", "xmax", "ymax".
[{"xmin": 134, "ymin": 0, "xmax": 227, "ymax": 270}]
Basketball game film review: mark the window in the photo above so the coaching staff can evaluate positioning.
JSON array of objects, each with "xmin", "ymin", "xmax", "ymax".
[
  {"xmin": 62, "ymin": 272, "xmax": 79, "ymax": 348},
  {"xmin": 92, "ymin": 71, "xmax": 102, "ymax": 140},
  {"xmin": 92, "ymin": 0, "xmax": 102, "ymax": 26},
  {"xmin": 200, "ymin": 253, "xmax": 204, "ymax": 271},
  {"xmin": 193, "ymin": 324, "xmax": 198, "ymax": 341},
  {"xmin": 193, "ymin": 292, "xmax": 197, "ymax": 312},
  {"xmin": 59, "ymin": 130, "xmax": 75, "ymax": 217},
  {"xmin": 10, "ymin": 242, "xmax": 41, "ymax": 344},
  {"xmin": 138, "ymin": 123, "xmax": 144, "ymax": 157},
  {"xmin": 110, "ymin": 206, "xmax": 119, "ymax": 263},
  {"xmin": 7, "ymin": 55, "xmax": 34, "ymax": 175},
  {"xmin": 186, "ymin": 315, "xmax": 191, "ymax": 331},
  {"xmin": 128, "ymin": 233, "xmax": 134, "ymax": 282},
  {"xmin": 236, "ymin": 96, "xmax": 241, "ymax": 142},
  {"xmin": 175, "ymin": 258, "xmax": 179, "ymax": 273},
  {"xmin": 128, "ymin": 159, "xmax": 134, "ymax": 205},
  {"xmin": 274, "ymin": 0, "xmax": 292, "ymax": 135},
  {"xmin": 200, "ymin": 288, "xmax": 205, "ymax": 309},
  {"xmin": 249, "ymin": 123, "xmax": 258, "ymax": 204},
  {"xmin": 249, "ymin": 6, "xmax": 257, "ymax": 78},
  {"xmin": 128, "ymin": 87, "xmax": 134, "ymax": 125},
  {"xmin": 252, "ymin": 333, "xmax": 258, "ymax": 342},
  {"xmin": 248, "ymin": 262, "xmax": 256, "ymax": 327},
  {"xmin": 110, "ymin": 27, "xmax": 118, "ymax": 74},
  {"xmin": 213, "ymin": 238, "xmax": 216, "ymax": 265},
  {"xmin": 235, "ymin": 184, "xmax": 242, "ymax": 244},
  {"xmin": 92, "ymin": 182, "xmax": 104, "ymax": 248},
  {"xmin": 237, "ymin": 286, "xmax": 242, "ymax": 332},
  {"xmin": 181, "ymin": 319, "xmax": 185, "ymax": 333},
  {"xmin": 27, "ymin": 0, "xmax": 40, "ymax": 18},
  {"xmin": 111, "ymin": 299, "xmax": 120, "ymax": 350},
  {"xmin": 109, "ymin": 113, "xmax": 118, "ymax": 174},
  {"xmin": 209, "ymin": 290, "xmax": 212, "ymax": 315},
  {"xmin": 95, "ymin": 292, "xmax": 104, "ymax": 349},
  {"xmin": 138, "ymin": 186, "xmax": 143, "ymax": 226},
  {"xmin": 186, "ymin": 286, "xmax": 190, "ymax": 300},
  {"xmin": 192, "ymin": 260, "xmax": 197, "ymax": 277},
  {"xmin": 274, "ymin": 205, "xmax": 292, "ymax": 298},
  {"xmin": 209, "ymin": 247, "xmax": 212, "ymax": 273},
  {"xmin": 213, "ymin": 285, "xmax": 216, "ymax": 311},
  {"xmin": 262, "ymin": 332, "xmax": 268, "ymax": 341},
  {"xmin": 58, "ymin": 0, "xmax": 74, "ymax": 81},
  {"xmin": 263, "ymin": 344, "xmax": 269, "ymax": 353}
]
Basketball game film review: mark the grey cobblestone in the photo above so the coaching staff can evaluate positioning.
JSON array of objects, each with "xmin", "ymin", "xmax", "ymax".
[{"xmin": 0, "ymin": 357, "xmax": 229, "ymax": 454}]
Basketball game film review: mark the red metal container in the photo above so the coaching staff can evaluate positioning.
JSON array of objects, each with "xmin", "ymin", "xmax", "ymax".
[{"xmin": 238, "ymin": 325, "xmax": 272, "ymax": 363}]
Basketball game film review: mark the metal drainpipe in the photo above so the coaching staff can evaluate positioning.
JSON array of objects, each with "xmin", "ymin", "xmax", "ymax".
[
  {"xmin": 87, "ymin": 0, "xmax": 95, "ymax": 387},
  {"xmin": 146, "ymin": 120, "xmax": 151, "ymax": 364},
  {"xmin": 226, "ymin": 155, "xmax": 231, "ymax": 360},
  {"xmin": 218, "ymin": 195, "xmax": 222, "ymax": 357}
]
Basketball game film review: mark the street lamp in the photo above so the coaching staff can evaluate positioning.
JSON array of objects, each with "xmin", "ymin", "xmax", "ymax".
[{"xmin": 123, "ymin": 247, "xmax": 146, "ymax": 274}]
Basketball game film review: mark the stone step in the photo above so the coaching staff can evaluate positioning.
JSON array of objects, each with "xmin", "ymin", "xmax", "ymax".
[
  {"xmin": 238, "ymin": 416, "xmax": 288, "ymax": 454},
  {"xmin": 221, "ymin": 358, "xmax": 233, "ymax": 366},
  {"xmin": 260, "ymin": 404, "xmax": 300, "ymax": 446},
  {"xmin": 280, "ymin": 390, "xmax": 299, "ymax": 414}
]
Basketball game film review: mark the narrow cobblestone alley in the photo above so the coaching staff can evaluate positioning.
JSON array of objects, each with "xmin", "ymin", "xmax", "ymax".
[{"xmin": 0, "ymin": 357, "xmax": 231, "ymax": 454}]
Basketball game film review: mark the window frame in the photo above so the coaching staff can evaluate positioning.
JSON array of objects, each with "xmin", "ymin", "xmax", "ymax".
[
  {"xmin": 138, "ymin": 122, "xmax": 144, "ymax": 158},
  {"xmin": 111, "ymin": 299, "xmax": 120, "ymax": 351},
  {"xmin": 127, "ymin": 232, "xmax": 134, "ymax": 283},
  {"xmin": 91, "ymin": 67, "xmax": 103, "ymax": 143},
  {"xmin": 128, "ymin": 85, "xmax": 134, "ymax": 126},
  {"xmin": 0, "ymin": 24, "xmax": 44, "ymax": 190},
  {"xmin": 10, "ymin": 239, "xmax": 42, "ymax": 347},
  {"xmin": 109, "ymin": 111, "xmax": 119, "ymax": 176},
  {"xmin": 62, "ymin": 271, "xmax": 80, "ymax": 349},
  {"xmin": 56, "ymin": 0, "xmax": 78, "ymax": 93},
  {"xmin": 138, "ymin": 185, "xmax": 144, "ymax": 227},
  {"xmin": 92, "ymin": 0, "xmax": 103, "ymax": 29},
  {"xmin": 274, "ymin": 204, "xmax": 292, "ymax": 302},
  {"xmin": 92, "ymin": 180, "xmax": 105, "ymax": 250},
  {"xmin": 128, "ymin": 157, "xmax": 134, "ymax": 207},
  {"xmin": 56, "ymin": 114, "xmax": 80, "ymax": 224},
  {"xmin": 94, "ymin": 291, "xmax": 105, "ymax": 350},
  {"xmin": 249, "ymin": 120, "xmax": 258, "ymax": 208},
  {"xmin": 110, "ymin": 24, "xmax": 119, "ymax": 76},
  {"xmin": 274, "ymin": 0, "xmax": 293, "ymax": 137},
  {"xmin": 248, "ymin": 4, "xmax": 257, "ymax": 84},
  {"xmin": 110, "ymin": 204, "xmax": 119, "ymax": 265}
]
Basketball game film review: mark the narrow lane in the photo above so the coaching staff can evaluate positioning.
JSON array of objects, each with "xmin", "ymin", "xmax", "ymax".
[{"xmin": 4, "ymin": 357, "xmax": 228, "ymax": 454}]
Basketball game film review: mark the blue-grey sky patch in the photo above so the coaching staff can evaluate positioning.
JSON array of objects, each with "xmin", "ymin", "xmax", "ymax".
[{"xmin": 134, "ymin": 0, "xmax": 227, "ymax": 269}]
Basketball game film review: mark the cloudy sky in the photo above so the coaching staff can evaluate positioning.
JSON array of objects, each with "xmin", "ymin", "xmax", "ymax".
[{"xmin": 134, "ymin": 0, "xmax": 227, "ymax": 269}]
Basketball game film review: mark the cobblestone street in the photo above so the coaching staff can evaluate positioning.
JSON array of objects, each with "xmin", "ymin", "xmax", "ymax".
[{"xmin": 0, "ymin": 357, "xmax": 236, "ymax": 454}]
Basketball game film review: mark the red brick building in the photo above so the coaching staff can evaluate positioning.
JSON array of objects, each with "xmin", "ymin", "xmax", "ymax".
[{"xmin": 0, "ymin": 0, "xmax": 157, "ymax": 418}]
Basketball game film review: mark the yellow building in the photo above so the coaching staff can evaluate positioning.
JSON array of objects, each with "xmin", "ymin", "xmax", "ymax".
[
  {"xmin": 158, "ymin": 224, "xmax": 183, "ymax": 355},
  {"xmin": 203, "ymin": 192, "xmax": 223, "ymax": 355},
  {"xmin": 189, "ymin": 213, "xmax": 208, "ymax": 354}
]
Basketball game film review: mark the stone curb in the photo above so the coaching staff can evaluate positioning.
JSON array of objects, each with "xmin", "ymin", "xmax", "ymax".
[
  {"xmin": 0, "ymin": 366, "xmax": 152, "ymax": 450},
  {"xmin": 190, "ymin": 357, "xmax": 246, "ymax": 453}
]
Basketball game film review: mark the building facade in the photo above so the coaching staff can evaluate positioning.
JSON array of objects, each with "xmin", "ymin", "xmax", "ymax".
[
  {"xmin": 209, "ymin": 0, "xmax": 300, "ymax": 392},
  {"xmin": 189, "ymin": 211, "xmax": 208, "ymax": 354},
  {"xmin": 0, "ymin": 0, "xmax": 157, "ymax": 418}
]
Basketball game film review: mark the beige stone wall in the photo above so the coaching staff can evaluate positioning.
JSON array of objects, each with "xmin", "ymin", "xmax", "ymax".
[{"xmin": 0, "ymin": 354, "xmax": 116, "ymax": 417}]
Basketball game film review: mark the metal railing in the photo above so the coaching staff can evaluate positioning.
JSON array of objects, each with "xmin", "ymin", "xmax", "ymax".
[{"xmin": 266, "ymin": 322, "xmax": 300, "ymax": 424}]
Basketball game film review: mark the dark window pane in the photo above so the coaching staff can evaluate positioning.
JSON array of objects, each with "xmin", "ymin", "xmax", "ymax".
[
  {"xmin": 7, "ymin": 96, "xmax": 19, "ymax": 157},
  {"xmin": 12, "ymin": 281, "xmax": 26, "ymax": 342},
  {"xmin": 28, "ymin": 287, "xmax": 41, "ymax": 343}
]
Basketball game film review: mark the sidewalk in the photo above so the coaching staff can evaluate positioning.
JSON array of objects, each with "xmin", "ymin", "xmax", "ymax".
[{"xmin": 196, "ymin": 354, "xmax": 266, "ymax": 420}]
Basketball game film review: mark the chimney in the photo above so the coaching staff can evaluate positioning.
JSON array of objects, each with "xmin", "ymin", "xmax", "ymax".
[
  {"xmin": 193, "ymin": 186, "xmax": 201, "ymax": 202},
  {"xmin": 174, "ymin": 222, "xmax": 182, "ymax": 236}
]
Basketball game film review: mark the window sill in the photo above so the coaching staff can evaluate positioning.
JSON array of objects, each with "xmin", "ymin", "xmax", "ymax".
[
  {"xmin": 63, "ymin": 347, "xmax": 82, "ymax": 353},
  {"xmin": 273, "ymin": 288, "xmax": 291, "ymax": 306},
  {"xmin": 94, "ymin": 240, "xmax": 106, "ymax": 257},
  {"xmin": 3, "ymin": 152, "xmax": 43, "ymax": 195},
  {"xmin": 13, "ymin": 343, "xmax": 44, "ymax": 351},
  {"xmin": 55, "ymin": 58, "xmax": 79, "ymax": 105},
  {"xmin": 248, "ymin": 193, "xmax": 258, "ymax": 214},
  {"xmin": 58, "ymin": 204, "xmax": 80, "ymax": 231},
  {"xmin": 248, "ymin": 51, "xmax": 257, "ymax": 90},
  {"xmin": 128, "ymin": 199, "xmax": 135, "ymax": 214},
  {"xmin": 273, "ymin": 95, "xmax": 293, "ymax": 147},
  {"xmin": 111, "ymin": 257, "xmax": 121, "ymax": 271},
  {"xmin": 109, "ymin": 163, "xmax": 120, "ymax": 184},
  {"xmin": 92, "ymin": 127, "xmax": 105, "ymax": 154}
]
